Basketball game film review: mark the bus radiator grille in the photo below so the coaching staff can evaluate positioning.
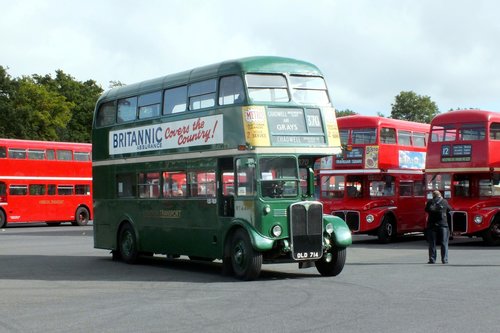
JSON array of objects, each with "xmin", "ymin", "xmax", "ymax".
[
  {"xmin": 451, "ymin": 211, "xmax": 467, "ymax": 233},
  {"xmin": 289, "ymin": 202, "xmax": 323, "ymax": 260},
  {"xmin": 334, "ymin": 211, "xmax": 360, "ymax": 232}
]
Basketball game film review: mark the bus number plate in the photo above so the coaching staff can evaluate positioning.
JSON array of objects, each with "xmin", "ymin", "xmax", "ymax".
[{"xmin": 296, "ymin": 252, "xmax": 320, "ymax": 259}]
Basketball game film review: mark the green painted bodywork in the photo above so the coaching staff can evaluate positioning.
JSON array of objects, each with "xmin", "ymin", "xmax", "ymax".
[{"xmin": 92, "ymin": 56, "xmax": 348, "ymax": 263}]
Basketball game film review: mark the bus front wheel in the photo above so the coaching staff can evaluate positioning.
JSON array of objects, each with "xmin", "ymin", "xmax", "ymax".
[
  {"xmin": 315, "ymin": 246, "xmax": 346, "ymax": 276},
  {"xmin": 377, "ymin": 216, "xmax": 395, "ymax": 243},
  {"xmin": 230, "ymin": 229, "xmax": 262, "ymax": 281},
  {"xmin": 483, "ymin": 219, "xmax": 500, "ymax": 246},
  {"xmin": 73, "ymin": 207, "xmax": 90, "ymax": 226},
  {"xmin": 118, "ymin": 223, "xmax": 139, "ymax": 264}
]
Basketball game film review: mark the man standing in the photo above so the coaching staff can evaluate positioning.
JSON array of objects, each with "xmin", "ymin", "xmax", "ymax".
[{"xmin": 425, "ymin": 190, "xmax": 452, "ymax": 264}]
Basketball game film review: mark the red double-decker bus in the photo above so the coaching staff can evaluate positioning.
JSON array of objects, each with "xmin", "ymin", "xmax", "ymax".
[
  {"xmin": 0, "ymin": 138, "xmax": 93, "ymax": 227},
  {"xmin": 318, "ymin": 116, "xmax": 429, "ymax": 242},
  {"xmin": 425, "ymin": 109, "xmax": 500, "ymax": 245}
]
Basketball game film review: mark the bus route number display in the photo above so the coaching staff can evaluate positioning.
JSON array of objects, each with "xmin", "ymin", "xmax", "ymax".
[
  {"xmin": 441, "ymin": 144, "xmax": 472, "ymax": 162},
  {"xmin": 266, "ymin": 108, "xmax": 325, "ymax": 145}
]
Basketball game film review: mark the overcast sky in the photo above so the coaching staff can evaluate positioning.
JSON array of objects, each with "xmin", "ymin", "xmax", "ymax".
[{"xmin": 1, "ymin": 0, "xmax": 499, "ymax": 116}]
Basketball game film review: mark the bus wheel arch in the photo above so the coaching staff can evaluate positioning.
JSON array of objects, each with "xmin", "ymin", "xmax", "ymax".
[
  {"xmin": 377, "ymin": 213, "xmax": 397, "ymax": 243},
  {"xmin": 72, "ymin": 206, "xmax": 90, "ymax": 226},
  {"xmin": 117, "ymin": 221, "xmax": 139, "ymax": 264},
  {"xmin": 225, "ymin": 227, "xmax": 263, "ymax": 281},
  {"xmin": 0, "ymin": 209, "xmax": 6, "ymax": 228},
  {"xmin": 482, "ymin": 215, "xmax": 500, "ymax": 246}
]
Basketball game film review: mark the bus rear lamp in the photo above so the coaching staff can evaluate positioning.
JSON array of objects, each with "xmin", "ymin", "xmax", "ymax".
[
  {"xmin": 325, "ymin": 223, "xmax": 334, "ymax": 235},
  {"xmin": 263, "ymin": 205, "xmax": 271, "ymax": 215},
  {"xmin": 366, "ymin": 214, "xmax": 374, "ymax": 223},
  {"xmin": 271, "ymin": 224, "xmax": 282, "ymax": 237},
  {"xmin": 324, "ymin": 252, "xmax": 333, "ymax": 263},
  {"xmin": 474, "ymin": 215, "xmax": 483, "ymax": 224}
]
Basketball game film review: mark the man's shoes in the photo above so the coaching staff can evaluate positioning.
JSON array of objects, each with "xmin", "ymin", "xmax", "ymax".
[
  {"xmin": 442, "ymin": 261, "xmax": 448, "ymax": 264},
  {"xmin": 427, "ymin": 260, "xmax": 435, "ymax": 264}
]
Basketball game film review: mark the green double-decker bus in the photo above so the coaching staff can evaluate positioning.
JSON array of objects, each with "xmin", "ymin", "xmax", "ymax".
[{"xmin": 92, "ymin": 56, "xmax": 352, "ymax": 280}]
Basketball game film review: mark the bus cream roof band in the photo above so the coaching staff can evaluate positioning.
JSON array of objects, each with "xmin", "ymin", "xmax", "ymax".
[
  {"xmin": 0, "ymin": 176, "xmax": 92, "ymax": 181},
  {"xmin": 425, "ymin": 167, "xmax": 491, "ymax": 173},
  {"xmin": 93, "ymin": 146, "xmax": 341, "ymax": 167}
]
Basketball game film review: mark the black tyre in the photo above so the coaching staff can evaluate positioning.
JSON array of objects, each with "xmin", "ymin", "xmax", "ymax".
[
  {"xmin": 482, "ymin": 219, "xmax": 500, "ymax": 246},
  {"xmin": 118, "ymin": 223, "xmax": 139, "ymax": 264},
  {"xmin": 73, "ymin": 207, "xmax": 90, "ymax": 226},
  {"xmin": 377, "ymin": 216, "xmax": 395, "ymax": 243},
  {"xmin": 0, "ymin": 210, "xmax": 6, "ymax": 228},
  {"xmin": 315, "ymin": 246, "xmax": 347, "ymax": 276},
  {"xmin": 230, "ymin": 229, "xmax": 262, "ymax": 281}
]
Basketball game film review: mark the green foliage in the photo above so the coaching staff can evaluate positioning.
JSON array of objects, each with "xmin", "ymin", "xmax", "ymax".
[
  {"xmin": 390, "ymin": 91, "xmax": 439, "ymax": 124},
  {"xmin": 336, "ymin": 109, "xmax": 357, "ymax": 118},
  {"xmin": 0, "ymin": 67, "xmax": 103, "ymax": 142}
]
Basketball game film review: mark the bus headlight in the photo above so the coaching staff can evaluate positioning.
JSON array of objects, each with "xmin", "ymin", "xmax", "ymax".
[
  {"xmin": 271, "ymin": 224, "xmax": 282, "ymax": 237},
  {"xmin": 263, "ymin": 205, "xmax": 271, "ymax": 215},
  {"xmin": 366, "ymin": 214, "xmax": 374, "ymax": 223},
  {"xmin": 474, "ymin": 215, "xmax": 483, "ymax": 224},
  {"xmin": 325, "ymin": 223, "xmax": 334, "ymax": 235}
]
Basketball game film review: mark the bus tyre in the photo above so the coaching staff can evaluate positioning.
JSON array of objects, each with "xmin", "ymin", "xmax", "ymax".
[
  {"xmin": 483, "ymin": 220, "xmax": 500, "ymax": 246},
  {"xmin": 377, "ymin": 216, "xmax": 395, "ymax": 243},
  {"xmin": 118, "ymin": 224, "xmax": 139, "ymax": 264},
  {"xmin": 315, "ymin": 246, "xmax": 346, "ymax": 277},
  {"xmin": 73, "ymin": 207, "xmax": 90, "ymax": 226},
  {"xmin": 230, "ymin": 229, "xmax": 262, "ymax": 281},
  {"xmin": 0, "ymin": 210, "xmax": 6, "ymax": 228}
]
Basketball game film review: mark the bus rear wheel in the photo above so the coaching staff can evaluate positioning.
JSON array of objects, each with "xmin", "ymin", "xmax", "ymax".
[
  {"xmin": 73, "ymin": 207, "xmax": 90, "ymax": 226},
  {"xmin": 0, "ymin": 210, "xmax": 6, "ymax": 228},
  {"xmin": 118, "ymin": 223, "xmax": 139, "ymax": 264},
  {"xmin": 230, "ymin": 229, "xmax": 262, "ymax": 281},
  {"xmin": 482, "ymin": 219, "xmax": 500, "ymax": 246},
  {"xmin": 315, "ymin": 246, "xmax": 346, "ymax": 276},
  {"xmin": 377, "ymin": 216, "xmax": 395, "ymax": 243}
]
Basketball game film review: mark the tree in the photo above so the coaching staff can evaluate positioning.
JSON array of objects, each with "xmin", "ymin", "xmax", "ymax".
[
  {"xmin": 33, "ymin": 70, "xmax": 103, "ymax": 142},
  {"xmin": 336, "ymin": 109, "xmax": 357, "ymax": 118},
  {"xmin": 390, "ymin": 91, "xmax": 439, "ymax": 123},
  {"xmin": 7, "ymin": 77, "xmax": 72, "ymax": 141},
  {"xmin": 0, "ymin": 66, "xmax": 16, "ymax": 137}
]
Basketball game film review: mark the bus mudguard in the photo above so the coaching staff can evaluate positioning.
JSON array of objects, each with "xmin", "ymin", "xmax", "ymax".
[
  {"xmin": 323, "ymin": 214, "xmax": 352, "ymax": 247},
  {"xmin": 228, "ymin": 219, "xmax": 275, "ymax": 252}
]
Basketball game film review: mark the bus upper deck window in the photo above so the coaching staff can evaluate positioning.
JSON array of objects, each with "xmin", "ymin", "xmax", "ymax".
[
  {"xmin": 188, "ymin": 79, "xmax": 216, "ymax": 110},
  {"xmin": 8, "ymin": 148, "xmax": 26, "ymax": 159},
  {"xmin": 246, "ymin": 74, "xmax": 289, "ymax": 102},
  {"xmin": 380, "ymin": 127, "xmax": 396, "ymax": 144},
  {"xmin": 431, "ymin": 126, "xmax": 456, "ymax": 142},
  {"xmin": 459, "ymin": 125, "xmax": 485, "ymax": 141},
  {"xmin": 290, "ymin": 75, "xmax": 330, "ymax": 105},
  {"xmin": 117, "ymin": 97, "xmax": 138, "ymax": 123},
  {"xmin": 96, "ymin": 101, "xmax": 116, "ymax": 127},
  {"xmin": 28, "ymin": 149, "xmax": 45, "ymax": 160},
  {"xmin": 490, "ymin": 123, "xmax": 500, "ymax": 140},
  {"xmin": 164, "ymin": 86, "xmax": 187, "ymax": 114},
  {"xmin": 57, "ymin": 150, "xmax": 72, "ymax": 161},
  {"xmin": 138, "ymin": 91, "xmax": 161, "ymax": 119},
  {"xmin": 0, "ymin": 147, "xmax": 6, "ymax": 158},
  {"xmin": 219, "ymin": 75, "xmax": 245, "ymax": 105},
  {"xmin": 397, "ymin": 130, "xmax": 411, "ymax": 146}
]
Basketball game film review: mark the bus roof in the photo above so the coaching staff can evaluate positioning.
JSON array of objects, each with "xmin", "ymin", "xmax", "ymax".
[
  {"xmin": 97, "ymin": 56, "xmax": 323, "ymax": 104},
  {"xmin": 0, "ymin": 138, "xmax": 91, "ymax": 150},
  {"xmin": 430, "ymin": 109, "xmax": 500, "ymax": 126},
  {"xmin": 337, "ymin": 115, "xmax": 429, "ymax": 132}
]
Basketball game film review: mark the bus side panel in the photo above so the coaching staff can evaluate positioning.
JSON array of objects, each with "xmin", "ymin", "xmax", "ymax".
[{"xmin": 137, "ymin": 198, "xmax": 220, "ymax": 259}]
